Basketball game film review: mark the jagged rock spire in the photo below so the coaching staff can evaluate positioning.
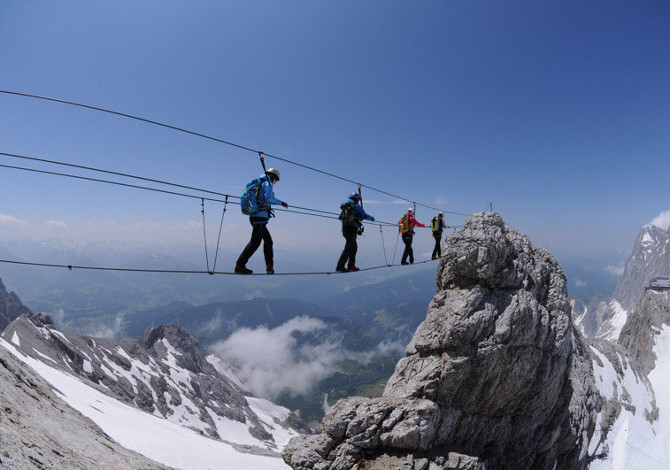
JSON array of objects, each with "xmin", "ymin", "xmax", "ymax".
[
  {"xmin": 0, "ymin": 277, "xmax": 32, "ymax": 332},
  {"xmin": 283, "ymin": 212, "xmax": 598, "ymax": 470}
]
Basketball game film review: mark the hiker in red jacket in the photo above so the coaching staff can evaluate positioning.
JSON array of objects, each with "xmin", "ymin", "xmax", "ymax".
[{"xmin": 399, "ymin": 208, "xmax": 425, "ymax": 265}]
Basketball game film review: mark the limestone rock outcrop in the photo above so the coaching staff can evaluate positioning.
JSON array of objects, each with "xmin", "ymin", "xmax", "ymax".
[
  {"xmin": 283, "ymin": 212, "xmax": 598, "ymax": 470},
  {"xmin": 0, "ymin": 278, "xmax": 31, "ymax": 332},
  {"xmin": 619, "ymin": 288, "xmax": 670, "ymax": 376},
  {"xmin": 1, "ymin": 315, "xmax": 276, "ymax": 444},
  {"xmin": 0, "ymin": 339, "xmax": 170, "ymax": 469}
]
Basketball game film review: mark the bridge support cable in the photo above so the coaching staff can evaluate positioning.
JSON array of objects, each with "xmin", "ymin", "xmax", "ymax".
[
  {"xmin": 0, "ymin": 257, "xmax": 436, "ymax": 277},
  {"xmin": 379, "ymin": 225, "xmax": 389, "ymax": 266},
  {"xmin": 0, "ymin": 151, "xmax": 231, "ymax": 200},
  {"xmin": 0, "ymin": 90, "xmax": 472, "ymax": 217},
  {"xmin": 200, "ymin": 196, "xmax": 229, "ymax": 274},
  {"xmin": 201, "ymin": 199, "xmax": 213, "ymax": 273},
  {"xmin": 212, "ymin": 196, "xmax": 229, "ymax": 273},
  {"xmin": 0, "ymin": 153, "xmax": 405, "ymax": 227},
  {"xmin": 391, "ymin": 232, "xmax": 401, "ymax": 265}
]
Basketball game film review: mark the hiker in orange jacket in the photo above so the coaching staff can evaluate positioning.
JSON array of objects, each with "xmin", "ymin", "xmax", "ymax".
[{"xmin": 399, "ymin": 208, "xmax": 425, "ymax": 265}]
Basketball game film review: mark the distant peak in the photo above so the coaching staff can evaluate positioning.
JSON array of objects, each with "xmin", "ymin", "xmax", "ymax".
[{"xmin": 646, "ymin": 209, "xmax": 670, "ymax": 231}]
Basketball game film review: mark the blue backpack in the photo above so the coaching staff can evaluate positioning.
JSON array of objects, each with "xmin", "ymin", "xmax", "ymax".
[{"xmin": 240, "ymin": 177, "xmax": 268, "ymax": 215}]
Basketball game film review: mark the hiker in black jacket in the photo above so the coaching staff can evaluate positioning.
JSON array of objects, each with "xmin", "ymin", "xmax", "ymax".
[
  {"xmin": 431, "ymin": 212, "xmax": 447, "ymax": 260},
  {"xmin": 336, "ymin": 193, "xmax": 374, "ymax": 273}
]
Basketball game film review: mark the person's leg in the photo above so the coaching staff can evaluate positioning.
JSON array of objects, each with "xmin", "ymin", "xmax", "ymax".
[
  {"xmin": 346, "ymin": 233, "xmax": 358, "ymax": 270},
  {"xmin": 260, "ymin": 224, "xmax": 274, "ymax": 273},
  {"xmin": 401, "ymin": 233, "xmax": 412, "ymax": 264},
  {"xmin": 432, "ymin": 232, "xmax": 440, "ymax": 259},
  {"xmin": 337, "ymin": 226, "xmax": 356, "ymax": 271},
  {"xmin": 236, "ymin": 221, "xmax": 263, "ymax": 268},
  {"xmin": 260, "ymin": 224, "xmax": 273, "ymax": 263}
]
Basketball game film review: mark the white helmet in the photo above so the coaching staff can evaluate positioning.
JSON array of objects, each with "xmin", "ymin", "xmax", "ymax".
[
  {"xmin": 266, "ymin": 168, "xmax": 280, "ymax": 181},
  {"xmin": 407, "ymin": 208, "xmax": 413, "ymax": 214}
]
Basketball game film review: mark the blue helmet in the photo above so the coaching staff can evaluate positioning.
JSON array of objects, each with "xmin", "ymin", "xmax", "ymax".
[{"xmin": 349, "ymin": 192, "xmax": 361, "ymax": 201}]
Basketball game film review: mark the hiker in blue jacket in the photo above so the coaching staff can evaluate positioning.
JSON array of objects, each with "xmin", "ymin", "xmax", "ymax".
[
  {"xmin": 336, "ymin": 192, "xmax": 374, "ymax": 273},
  {"xmin": 235, "ymin": 168, "xmax": 288, "ymax": 275}
]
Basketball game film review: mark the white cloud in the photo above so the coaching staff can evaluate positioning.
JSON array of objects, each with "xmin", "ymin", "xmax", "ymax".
[
  {"xmin": 45, "ymin": 220, "xmax": 69, "ymax": 231},
  {"xmin": 574, "ymin": 279, "xmax": 587, "ymax": 287},
  {"xmin": 194, "ymin": 309, "xmax": 240, "ymax": 337},
  {"xmin": 392, "ymin": 199, "xmax": 411, "ymax": 206},
  {"xmin": 90, "ymin": 315, "xmax": 124, "ymax": 339},
  {"xmin": 80, "ymin": 220, "xmax": 204, "ymax": 243},
  {"xmin": 209, "ymin": 316, "xmax": 342, "ymax": 398},
  {"xmin": 605, "ymin": 265, "xmax": 624, "ymax": 277},
  {"xmin": 0, "ymin": 213, "xmax": 29, "ymax": 228},
  {"xmin": 209, "ymin": 316, "xmax": 406, "ymax": 399},
  {"xmin": 434, "ymin": 197, "xmax": 449, "ymax": 206},
  {"xmin": 49, "ymin": 309, "xmax": 70, "ymax": 329},
  {"xmin": 648, "ymin": 210, "xmax": 670, "ymax": 231}
]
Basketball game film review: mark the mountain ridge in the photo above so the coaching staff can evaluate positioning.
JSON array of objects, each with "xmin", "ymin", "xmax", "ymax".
[
  {"xmin": 284, "ymin": 212, "xmax": 598, "ymax": 469},
  {"xmin": 1, "ymin": 312, "xmax": 307, "ymax": 453}
]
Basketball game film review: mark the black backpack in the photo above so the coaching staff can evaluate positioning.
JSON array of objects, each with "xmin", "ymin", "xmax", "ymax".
[{"xmin": 339, "ymin": 202, "xmax": 357, "ymax": 225}]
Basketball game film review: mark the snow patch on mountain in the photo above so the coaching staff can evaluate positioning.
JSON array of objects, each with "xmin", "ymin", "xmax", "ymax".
[
  {"xmin": 648, "ymin": 209, "xmax": 670, "ymax": 231},
  {"xmin": 589, "ymin": 327, "xmax": 670, "ymax": 470},
  {"xmin": 595, "ymin": 300, "xmax": 628, "ymax": 341},
  {"xmin": 1, "ymin": 337, "xmax": 290, "ymax": 469}
]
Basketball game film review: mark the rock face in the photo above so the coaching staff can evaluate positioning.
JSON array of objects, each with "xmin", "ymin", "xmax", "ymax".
[
  {"xmin": 587, "ymin": 223, "xmax": 670, "ymax": 339},
  {"xmin": 613, "ymin": 224, "xmax": 670, "ymax": 314},
  {"xmin": 618, "ymin": 288, "xmax": 670, "ymax": 376},
  {"xmin": 283, "ymin": 212, "xmax": 598, "ymax": 470},
  {"xmin": 1, "ymin": 315, "xmax": 293, "ymax": 448},
  {"xmin": 585, "ymin": 284, "xmax": 667, "ymax": 468},
  {"xmin": 0, "ymin": 278, "xmax": 32, "ymax": 332},
  {"xmin": 0, "ymin": 339, "xmax": 170, "ymax": 470}
]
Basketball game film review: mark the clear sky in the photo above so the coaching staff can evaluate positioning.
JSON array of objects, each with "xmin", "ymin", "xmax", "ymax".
[{"xmin": 1, "ymin": 1, "xmax": 669, "ymax": 267}]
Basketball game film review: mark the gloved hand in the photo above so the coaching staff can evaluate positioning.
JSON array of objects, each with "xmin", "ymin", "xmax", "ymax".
[{"xmin": 281, "ymin": 202, "xmax": 288, "ymax": 208}]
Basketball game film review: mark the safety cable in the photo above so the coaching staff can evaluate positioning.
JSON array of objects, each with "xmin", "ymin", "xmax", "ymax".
[
  {"xmin": 392, "ymin": 232, "xmax": 400, "ymax": 265},
  {"xmin": 0, "ymin": 90, "xmax": 470, "ymax": 217},
  {"xmin": 0, "ymin": 151, "xmax": 337, "ymax": 218},
  {"xmin": 379, "ymin": 225, "xmax": 388, "ymax": 265},
  {"xmin": 0, "ymin": 257, "xmax": 435, "ymax": 276},
  {"xmin": 0, "ymin": 162, "xmax": 219, "ymax": 202},
  {"xmin": 0, "ymin": 159, "xmax": 407, "ymax": 228},
  {"xmin": 201, "ymin": 197, "xmax": 228, "ymax": 274},
  {"xmin": 211, "ymin": 196, "xmax": 229, "ymax": 273},
  {"xmin": 0, "ymin": 150, "xmax": 230, "ymax": 199},
  {"xmin": 201, "ymin": 199, "xmax": 212, "ymax": 273}
]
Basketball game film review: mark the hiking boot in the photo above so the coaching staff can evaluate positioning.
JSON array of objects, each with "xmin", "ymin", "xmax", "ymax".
[
  {"xmin": 348, "ymin": 266, "xmax": 360, "ymax": 272},
  {"xmin": 431, "ymin": 256, "xmax": 438, "ymax": 260},
  {"xmin": 266, "ymin": 263, "xmax": 274, "ymax": 274},
  {"xmin": 336, "ymin": 266, "xmax": 349, "ymax": 273},
  {"xmin": 401, "ymin": 261, "xmax": 409, "ymax": 265},
  {"xmin": 234, "ymin": 264, "xmax": 253, "ymax": 274}
]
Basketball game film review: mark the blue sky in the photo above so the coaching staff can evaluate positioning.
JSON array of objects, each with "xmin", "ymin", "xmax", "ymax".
[{"xmin": 1, "ymin": 1, "xmax": 669, "ymax": 266}]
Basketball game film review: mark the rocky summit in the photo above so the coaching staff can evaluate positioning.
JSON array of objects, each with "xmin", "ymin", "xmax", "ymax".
[
  {"xmin": 1, "ymin": 314, "xmax": 299, "ymax": 450},
  {"xmin": 0, "ymin": 278, "xmax": 32, "ymax": 332},
  {"xmin": 0, "ymin": 338, "xmax": 169, "ymax": 470},
  {"xmin": 283, "ymin": 212, "xmax": 599, "ymax": 470}
]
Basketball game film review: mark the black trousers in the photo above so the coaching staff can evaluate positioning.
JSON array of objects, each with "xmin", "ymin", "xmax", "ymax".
[
  {"xmin": 432, "ymin": 231, "xmax": 443, "ymax": 258},
  {"xmin": 236, "ymin": 218, "xmax": 273, "ymax": 266},
  {"xmin": 337, "ymin": 225, "xmax": 359, "ymax": 269},
  {"xmin": 401, "ymin": 233, "xmax": 414, "ymax": 264}
]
